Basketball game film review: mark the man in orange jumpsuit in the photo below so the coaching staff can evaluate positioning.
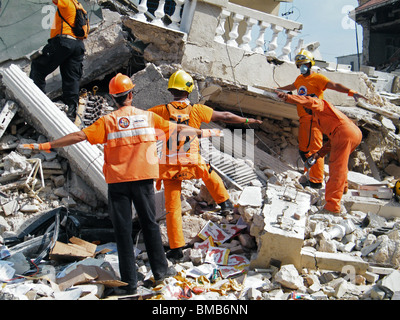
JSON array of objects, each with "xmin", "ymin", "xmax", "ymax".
[
  {"xmin": 276, "ymin": 91, "xmax": 362, "ymax": 214},
  {"xmin": 278, "ymin": 50, "xmax": 366, "ymax": 189},
  {"xmin": 30, "ymin": 0, "xmax": 88, "ymax": 120},
  {"xmin": 21, "ymin": 73, "xmax": 214, "ymax": 294},
  {"xmin": 149, "ymin": 70, "xmax": 262, "ymax": 260}
]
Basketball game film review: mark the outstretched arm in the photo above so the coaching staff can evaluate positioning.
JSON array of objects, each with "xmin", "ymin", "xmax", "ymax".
[
  {"xmin": 326, "ymin": 81, "xmax": 367, "ymax": 101},
  {"xmin": 20, "ymin": 131, "xmax": 88, "ymax": 152},
  {"xmin": 277, "ymin": 83, "xmax": 296, "ymax": 91},
  {"xmin": 211, "ymin": 111, "xmax": 262, "ymax": 125},
  {"xmin": 48, "ymin": 131, "xmax": 88, "ymax": 148},
  {"xmin": 276, "ymin": 91, "xmax": 325, "ymax": 112}
]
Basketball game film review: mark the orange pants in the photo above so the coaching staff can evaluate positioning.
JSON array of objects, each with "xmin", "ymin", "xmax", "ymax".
[
  {"xmin": 324, "ymin": 123, "xmax": 362, "ymax": 213},
  {"xmin": 298, "ymin": 117, "xmax": 324, "ymax": 184},
  {"xmin": 163, "ymin": 165, "xmax": 229, "ymax": 249}
]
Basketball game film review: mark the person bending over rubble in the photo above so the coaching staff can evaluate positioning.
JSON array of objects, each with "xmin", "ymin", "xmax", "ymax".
[
  {"xmin": 149, "ymin": 70, "xmax": 262, "ymax": 260},
  {"xmin": 277, "ymin": 49, "xmax": 366, "ymax": 190},
  {"xmin": 276, "ymin": 91, "xmax": 362, "ymax": 215},
  {"xmin": 21, "ymin": 73, "xmax": 220, "ymax": 295}
]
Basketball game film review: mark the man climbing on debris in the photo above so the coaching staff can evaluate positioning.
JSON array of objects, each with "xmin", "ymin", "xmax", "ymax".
[
  {"xmin": 20, "ymin": 73, "xmax": 220, "ymax": 295},
  {"xmin": 149, "ymin": 70, "xmax": 262, "ymax": 260},
  {"xmin": 278, "ymin": 49, "xmax": 367, "ymax": 190},
  {"xmin": 276, "ymin": 91, "xmax": 362, "ymax": 215},
  {"xmin": 30, "ymin": 0, "xmax": 89, "ymax": 121}
]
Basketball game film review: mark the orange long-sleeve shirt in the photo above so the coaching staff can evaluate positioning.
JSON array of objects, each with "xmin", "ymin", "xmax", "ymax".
[{"xmin": 286, "ymin": 95, "xmax": 355, "ymax": 138}]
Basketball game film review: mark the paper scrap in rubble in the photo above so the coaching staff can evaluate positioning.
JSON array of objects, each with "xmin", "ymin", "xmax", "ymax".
[
  {"xmin": 198, "ymin": 221, "xmax": 230, "ymax": 245},
  {"xmin": 205, "ymin": 247, "xmax": 230, "ymax": 266},
  {"xmin": 219, "ymin": 255, "xmax": 250, "ymax": 278},
  {"xmin": 220, "ymin": 221, "xmax": 247, "ymax": 239},
  {"xmin": 186, "ymin": 263, "xmax": 215, "ymax": 279},
  {"xmin": 194, "ymin": 236, "xmax": 215, "ymax": 253}
]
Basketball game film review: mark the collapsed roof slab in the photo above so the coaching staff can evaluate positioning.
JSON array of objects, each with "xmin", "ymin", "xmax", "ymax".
[
  {"xmin": 250, "ymin": 184, "xmax": 311, "ymax": 271},
  {"xmin": 208, "ymin": 86, "xmax": 299, "ymax": 121},
  {"xmin": 0, "ymin": 64, "xmax": 107, "ymax": 203},
  {"xmin": 342, "ymin": 192, "xmax": 400, "ymax": 219}
]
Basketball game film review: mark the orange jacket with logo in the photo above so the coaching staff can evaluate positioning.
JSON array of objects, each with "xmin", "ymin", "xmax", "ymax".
[
  {"xmin": 82, "ymin": 106, "xmax": 175, "ymax": 184},
  {"xmin": 50, "ymin": 0, "xmax": 78, "ymax": 39},
  {"xmin": 149, "ymin": 100, "xmax": 213, "ymax": 165},
  {"xmin": 294, "ymin": 73, "xmax": 330, "ymax": 121}
]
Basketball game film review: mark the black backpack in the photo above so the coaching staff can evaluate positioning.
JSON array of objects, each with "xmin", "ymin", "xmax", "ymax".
[{"xmin": 58, "ymin": 0, "xmax": 89, "ymax": 39}]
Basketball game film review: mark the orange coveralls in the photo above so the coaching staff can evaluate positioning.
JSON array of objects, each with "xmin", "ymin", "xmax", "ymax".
[
  {"xmin": 149, "ymin": 101, "xmax": 230, "ymax": 249},
  {"xmin": 286, "ymin": 95, "xmax": 362, "ymax": 213},
  {"xmin": 294, "ymin": 73, "xmax": 330, "ymax": 184}
]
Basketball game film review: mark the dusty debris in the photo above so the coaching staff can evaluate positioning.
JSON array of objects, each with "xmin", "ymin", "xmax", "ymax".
[
  {"xmin": 1, "ymin": 1, "xmax": 400, "ymax": 301},
  {"xmin": 1, "ymin": 81, "xmax": 400, "ymax": 300}
]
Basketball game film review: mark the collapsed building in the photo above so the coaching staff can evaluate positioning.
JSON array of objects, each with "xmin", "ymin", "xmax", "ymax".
[{"xmin": 0, "ymin": 0, "xmax": 400, "ymax": 300}]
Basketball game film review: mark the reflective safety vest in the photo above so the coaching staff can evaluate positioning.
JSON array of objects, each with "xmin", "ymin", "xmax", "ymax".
[
  {"xmin": 102, "ymin": 106, "xmax": 159, "ymax": 183},
  {"xmin": 164, "ymin": 103, "xmax": 200, "ymax": 165}
]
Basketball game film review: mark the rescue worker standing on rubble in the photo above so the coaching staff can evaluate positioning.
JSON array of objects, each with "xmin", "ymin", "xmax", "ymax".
[
  {"xmin": 21, "ymin": 73, "xmax": 217, "ymax": 295},
  {"xmin": 276, "ymin": 91, "xmax": 362, "ymax": 215},
  {"xmin": 30, "ymin": 0, "xmax": 87, "ymax": 120},
  {"xmin": 149, "ymin": 70, "xmax": 262, "ymax": 260},
  {"xmin": 278, "ymin": 49, "xmax": 366, "ymax": 190}
]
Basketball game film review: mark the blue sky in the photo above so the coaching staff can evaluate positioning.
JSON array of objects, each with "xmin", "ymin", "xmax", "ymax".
[{"xmin": 278, "ymin": 0, "xmax": 362, "ymax": 63}]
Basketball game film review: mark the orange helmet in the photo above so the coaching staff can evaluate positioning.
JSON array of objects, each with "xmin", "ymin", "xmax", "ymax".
[{"xmin": 109, "ymin": 73, "xmax": 135, "ymax": 97}]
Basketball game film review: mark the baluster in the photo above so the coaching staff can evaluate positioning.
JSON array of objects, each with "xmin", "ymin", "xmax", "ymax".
[
  {"xmin": 254, "ymin": 21, "xmax": 270, "ymax": 54},
  {"xmin": 294, "ymin": 38, "xmax": 304, "ymax": 58},
  {"xmin": 267, "ymin": 24, "xmax": 283, "ymax": 57},
  {"xmin": 169, "ymin": 0, "xmax": 186, "ymax": 30},
  {"xmin": 214, "ymin": 9, "xmax": 231, "ymax": 44},
  {"xmin": 279, "ymin": 30, "xmax": 299, "ymax": 61},
  {"xmin": 134, "ymin": 0, "xmax": 149, "ymax": 22},
  {"xmin": 240, "ymin": 17, "xmax": 257, "ymax": 52},
  {"xmin": 152, "ymin": 0, "xmax": 166, "ymax": 27},
  {"xmin": 227, "ymin": 13, "xmax": 244, "ymax": 47}
]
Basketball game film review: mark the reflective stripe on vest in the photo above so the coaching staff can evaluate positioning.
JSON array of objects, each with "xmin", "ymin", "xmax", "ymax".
[
  {"xmin": 108, "ymin": 127, "xmax": 156, "ymax": 141},
  {"xmin": 104, "ymin": 109, "xmax": 157, "ymax": 148}
]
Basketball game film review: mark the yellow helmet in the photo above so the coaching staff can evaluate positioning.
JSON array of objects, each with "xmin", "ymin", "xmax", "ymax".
[
  {"xmin": 168, "ymin": 70, "xmax": 194, "ymax": 93},
  {"xmin": 295, "ymin": 49, "xmax": 315, "ymax": 67}
]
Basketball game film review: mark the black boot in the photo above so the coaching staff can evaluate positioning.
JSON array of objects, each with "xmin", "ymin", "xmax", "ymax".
[
  {"xmin": 166, "ymin": 247, "xmax": 183, "ymax": 260},
  {"xmin": 66, "ymin": 103, "xmax": 77, "ymax": 121},
  {"xmin": 300, "ymin": 179, "xmax": 322, "ymax": 189},
  {"xmin": 218, "ymin": 199, "xmax": 234, "ymax": 215}
]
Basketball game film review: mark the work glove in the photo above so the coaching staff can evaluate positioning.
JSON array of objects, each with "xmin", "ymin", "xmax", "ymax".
[
  {"xmin": 20, "ymin": 142, "xmax": 52, "ymax": 152},
  {"xmin": 201, "ymin": 129, "xmax": 223, "ymax": 138},
  {"xmin": 304, "ymin": 154, "xmax": 318, "ymax": 169}
]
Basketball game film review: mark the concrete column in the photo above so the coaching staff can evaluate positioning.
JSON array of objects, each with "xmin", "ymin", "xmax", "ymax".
[{"xmin": 0, "ymin": 64, "xmax": 107, "ymax": 202}]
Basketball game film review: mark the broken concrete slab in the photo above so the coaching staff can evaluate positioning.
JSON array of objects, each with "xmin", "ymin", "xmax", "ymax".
[
  {"xmin": 378, "ymin": 270, "xmax": 400, "ymax": 296},
  {"xmin": 250, "ymin": 184, "xmax": 310, "ymax": 270},
  {"xmin": 301, "ymin": 247, "xmax": 369, "ymax": 275},
  {"xmin": 238, "ymin": 186, "xmax": 262, "ymax": 207},
  {"xmin": 342, "ymin": 193, "xmax": 400, "ymax": 219}
]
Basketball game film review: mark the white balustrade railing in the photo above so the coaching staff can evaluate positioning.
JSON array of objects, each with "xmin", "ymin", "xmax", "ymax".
[
  {"xmin": 132, "ymin": 0, "xmax": 302, "ymax": 61},
  {"xmin": 214, "ymin": 2, "xmax": 302, "ymax": 61},
  {"xmin": 134, "ymin": 0, "xmax": 189, "ymax": 31}
]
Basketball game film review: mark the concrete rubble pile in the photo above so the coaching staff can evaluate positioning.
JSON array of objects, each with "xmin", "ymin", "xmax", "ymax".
[
  {"xmin": 1, "ymin": 4, "xmax": 400, "ymax": 302},
  {"xmin": 1, "ymin": 84, "xmax": 400, "ymax": 300}
]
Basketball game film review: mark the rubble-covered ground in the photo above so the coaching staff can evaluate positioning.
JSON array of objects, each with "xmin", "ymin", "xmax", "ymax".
[{"xmin": 1, "ymin": 80, "xmax": 400, "ymax": 301}]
